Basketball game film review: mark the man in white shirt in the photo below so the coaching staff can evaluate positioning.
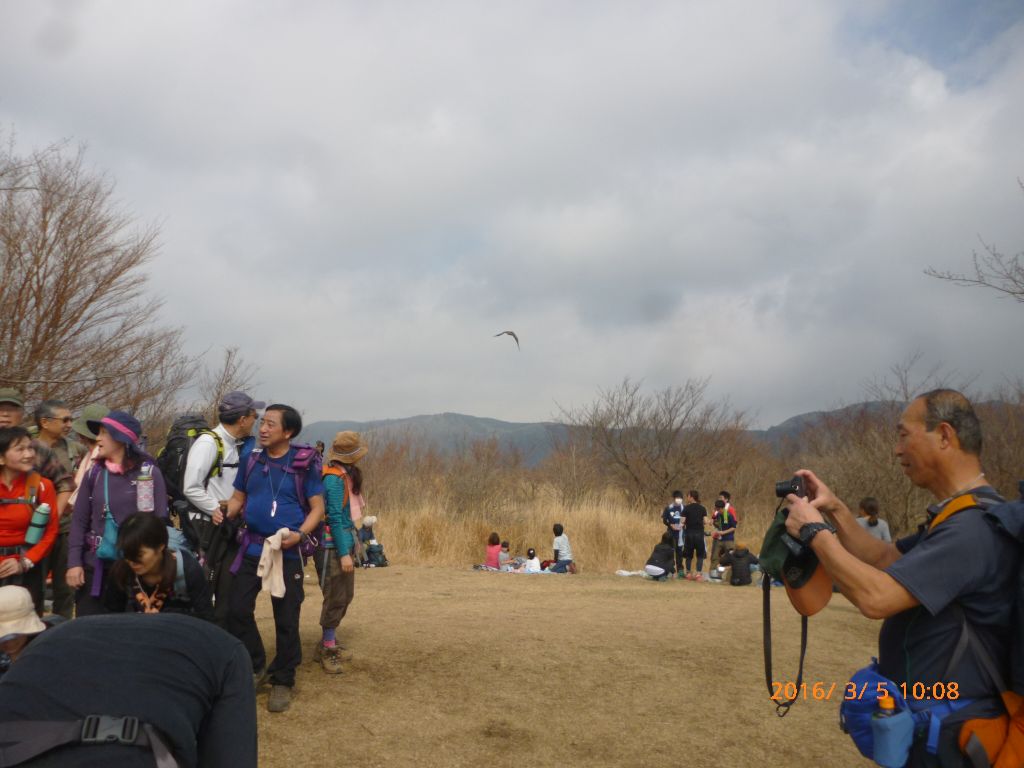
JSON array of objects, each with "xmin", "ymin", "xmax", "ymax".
[{"xmin": 183, "ymin": 391, "xmax": 263, "ymax": 628}]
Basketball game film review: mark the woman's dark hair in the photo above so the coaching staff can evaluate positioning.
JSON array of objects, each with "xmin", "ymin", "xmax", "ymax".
[
  {"xmin": 527, "ymin": 548, "xmax": 536, "ymax": 559},
  {"xmin": 110, "ymin": 513, "xmax": 174, "ymax": 592},
  {"xmin": 122, "ymin": 443, "xmax": 157, "ymax": 473},
  {"xmin": 0, "ymin": 426, "xmax": 32, "ymax": 457},
  {"xmin": 688, "ymin": 490, "xmax": 700, "ymax": 503},
  {"xmin": 859, "ymin": 496, "xmax": 880, "ymax": 524},
  {"xmin": 488, "ymin": 532, "xmax": 500, "ymax": 546},
  {"xmin": 265, "ymin": 404, "xmax": 302, "ymax": 439},
  {"xmin": 345, "ymin": 463, "xmax": 362, "ymax": 495}
]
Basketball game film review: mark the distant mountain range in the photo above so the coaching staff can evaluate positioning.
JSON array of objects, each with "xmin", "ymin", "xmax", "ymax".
[{"xmin": 305, "ymin": 403, "xmax": 893, "ymax": 466}]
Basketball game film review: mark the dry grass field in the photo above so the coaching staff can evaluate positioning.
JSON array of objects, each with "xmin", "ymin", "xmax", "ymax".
[{"xmin": 256, "ymin": 563, "xmax": 878, "ymax": 768}]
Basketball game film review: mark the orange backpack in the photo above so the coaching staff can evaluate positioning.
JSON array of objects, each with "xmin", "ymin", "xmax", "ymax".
[{"xmin": 930, "ymin": 490, "xmax": 1024, "ymax": 768}]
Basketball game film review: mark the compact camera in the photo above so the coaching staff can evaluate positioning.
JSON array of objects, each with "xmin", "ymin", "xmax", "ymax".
[{"xmin": 774, "ymin": 475, "xmax": 806, "ymax": 499}]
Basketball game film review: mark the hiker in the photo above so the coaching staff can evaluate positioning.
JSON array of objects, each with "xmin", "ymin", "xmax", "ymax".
[
  {"xmin": 33, "ymin": 400, "xmax": 87, "ymax": 619},
  {"xmin": 718, "ymin": 541, "xmax": 759, "ymax": 586},
  {"xmin": 644, "ymin": 531, "xmax": 677, "ymax": 581},
  {"xmin": 223, "ymin": 403, "xmax": 324, "ymax": 713},
  {"xmin": 783, "ymin": 389, "xmax": 1015, "ymax": 766},
  {"xmin": 0, "ymin": 427, "xmax": 60, "ymax": 613},
  {"xmin": 315, "ymin": 430, "xmax": 367, "ymax": 674},
  {"xmin": 681, "ymin": 490, "xmax": 707, "ymax": 580},
  {"xmin": 661, "ymin": 490, "xmax": 685, "ymax": 577},
  {"xmin": 102, "ymin": 512, "xmax": 212, "ymax": 619},
  {"xmin": 182, "ymin": 390, "xmax": 262, "ymax": 627},
  {"xmin": 548, "ymin": 523, "xmax": 575, "ymax": 573},
  {"xmin": 477, "ymin": 531, "xmax": 502, "ymax": 570},
  {"xmin": 709, "ymin": 498, "xmax": 738, "ymax": 576},
  {"xmin": 855, "ymin": 496, "xmax": 891, "ymax": 542},
  {"xmin": 0, "ymin": 596, "xmax": 258, "ymax": 767},
  {"xmin": 719, "ymin": 490, "xmax": 739, "ymax": 522},
  {"xmin": 67, "ymin": 410, "xmax": 169, "ymax": 617},
  {"xmin": 0, "ymin": 389, "xmax": 75, "ymax": 536}
]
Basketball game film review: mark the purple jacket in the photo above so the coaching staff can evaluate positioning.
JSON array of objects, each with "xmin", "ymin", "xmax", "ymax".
[{"xmin": 68, "ymin": 461, "xmax": 168, "ymax": 570}]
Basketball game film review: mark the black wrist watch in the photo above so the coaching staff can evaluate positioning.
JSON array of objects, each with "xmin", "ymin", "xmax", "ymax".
[{"xmin": 798, "ymin": 522, "xmax": 835, "ymax": 548}]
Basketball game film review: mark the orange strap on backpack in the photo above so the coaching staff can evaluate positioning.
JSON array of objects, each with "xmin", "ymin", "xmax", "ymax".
[
  {"xmin": 929, "ymin": 494, "xmax": 979, "ymax": 530},
  {"xmin": 958, "ymin": 690, "xmax": 1024, "ymax": 768},
  {"xmin": 321, "ymin": 466, "xmax": 350, "ymax": 507}
]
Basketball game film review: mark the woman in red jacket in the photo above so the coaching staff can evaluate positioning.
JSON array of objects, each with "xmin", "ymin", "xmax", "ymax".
[{"xmin": 0, "ymin": 426, "xmax": 59, "ymax": 613}]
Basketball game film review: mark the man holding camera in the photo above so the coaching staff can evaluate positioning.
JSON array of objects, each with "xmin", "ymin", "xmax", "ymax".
[{"xmin": 783, "ymin": 389, "xmax": 1014, "ymax": 767}]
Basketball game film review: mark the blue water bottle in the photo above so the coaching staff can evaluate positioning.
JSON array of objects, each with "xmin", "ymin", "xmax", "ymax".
[
  {"xmin": 24, "ymin": 503, "xmax": 51, "ymax": 546},
  {"xmin": 871, "ymin": 693, "xmax": 914, "ymax": 768}
]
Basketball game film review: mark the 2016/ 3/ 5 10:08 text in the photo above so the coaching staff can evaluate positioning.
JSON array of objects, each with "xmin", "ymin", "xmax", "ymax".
[{"xmin": 770, "ymin": 681, "xmax": 960, "ymax": 701}]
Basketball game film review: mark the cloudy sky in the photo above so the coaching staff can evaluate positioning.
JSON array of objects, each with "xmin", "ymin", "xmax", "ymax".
[{"xmin": 2, "ymin": 0, "xmax": 1022, "ymax": 427}]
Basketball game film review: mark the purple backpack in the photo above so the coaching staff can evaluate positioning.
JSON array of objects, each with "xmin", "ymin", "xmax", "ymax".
[{"xmin": 243, "ymin": 443, "xmax": 323, "ymax": 559}]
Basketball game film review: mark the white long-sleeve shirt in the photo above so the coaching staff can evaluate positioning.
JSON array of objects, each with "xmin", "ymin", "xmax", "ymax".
[{"xmin": 182, "ymin": 423, "xmax": 247, "ymax": 519}]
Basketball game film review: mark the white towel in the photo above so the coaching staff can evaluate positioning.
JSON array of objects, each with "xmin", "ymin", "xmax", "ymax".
[{"xmin": 257, "ymin": 528, "xmax": 289, "ymax": 598}]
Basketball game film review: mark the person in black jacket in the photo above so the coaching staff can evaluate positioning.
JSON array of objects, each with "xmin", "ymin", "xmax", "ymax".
[
  {"xmin": 103, "ymin": 513, "xmax": 212, "ymax": 619},
  {"xmin": 719, "ymin": 542, "xmax": 760, "ymax": 586},
  {"xmin": 660, "ymin": 491, "xmax": 685, "ymax": 578},
  {"xmin": 644, "ymin": 532, "xmax": 677, "ymax": 581},
  {"xmin": 0, "ymin": 610, "xmax": 256, "ymax": 767}
]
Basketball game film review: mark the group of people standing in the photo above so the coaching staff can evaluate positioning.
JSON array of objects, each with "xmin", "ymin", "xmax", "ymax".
[
  {"xmin": 0, "ymin": 386, "xmax": 370, "ymax": 717},
  {"xmin": 652, "ymin": 489, "xmax": 738, "ymax": 580}
]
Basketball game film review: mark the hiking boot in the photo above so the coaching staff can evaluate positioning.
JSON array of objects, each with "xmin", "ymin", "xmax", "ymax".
[
  {"xmin": 267, "ymin": 684, "xmax": 292, "ymax": 712},
  {"xmin": 320, "ymin": 645, "xmax": 344, "ymax": 675},
  {"xmin": 253, "ymin": 668, "xmax": 268, "ymax": 690}
]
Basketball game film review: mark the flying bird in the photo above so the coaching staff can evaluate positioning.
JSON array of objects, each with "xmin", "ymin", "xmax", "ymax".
[{"xmin": 494, "ymin": 330, "xmax": 520, "ymax": 350}]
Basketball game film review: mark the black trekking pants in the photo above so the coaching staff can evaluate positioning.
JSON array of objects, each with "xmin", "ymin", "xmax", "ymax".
[{"xmin": 228, "ymin": 556, "xmax": 304, "ymax": 687}]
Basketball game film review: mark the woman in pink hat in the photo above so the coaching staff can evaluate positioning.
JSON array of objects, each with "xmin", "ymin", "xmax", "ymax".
[{"xmin": 67, "ymin": 410, "xmax": 168, "ymax": 616}]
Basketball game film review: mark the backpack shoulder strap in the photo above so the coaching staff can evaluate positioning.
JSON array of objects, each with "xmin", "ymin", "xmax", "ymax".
[
  {"xmin": 173, "ymin": 551, "xmax": 188, "ymax": 597},
  {"xmin": 929, "ymin": 494, "xmax": 983, "ymax": 531},
  {"xmin": 201, "ymin": 430, "xmax": 225, "ymax": 479}
]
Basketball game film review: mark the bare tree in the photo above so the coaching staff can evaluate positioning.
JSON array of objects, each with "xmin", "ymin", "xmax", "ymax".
[
  {"xmin": 197, "ymin": 347, "xmax": 258, "ymax": 423},
  {"xmin": 558, "ymin": 377, "xmax": 750, "ymax": 504},
  {"xmin": 862, "ymin": 350, "xmax": 975, "ymax": 404},
  {"xmin": 0, "ymin": 137, "xmax": 195, "ymax": 411},
  {"xmin": 924, "ymin": 180, "xmax": 1024, "ymax": 302}
]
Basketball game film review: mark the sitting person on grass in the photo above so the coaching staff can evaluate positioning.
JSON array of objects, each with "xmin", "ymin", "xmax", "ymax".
[
  {"xmin": 474, "ymin": 531, "xmax": 502, "ymax": 571},
  {"xmin": 548, "ymin": 523, "xmax": 575, "ymax": 573},
  {"xmin": 718, "ymin": 542, "xmax": 760, "ymax": 586},
  {"xmin": 511, "ymin": 548, "xmax": 542, "ymax": 573},
  {"xmin": 644, "ymin": 532, "xmax": 677, "ymax": 581}
]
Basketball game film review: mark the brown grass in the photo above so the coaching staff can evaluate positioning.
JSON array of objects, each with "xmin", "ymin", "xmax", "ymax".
[
  {"xmin": 379, "ymin": 493, "xmax": 778, "ymax": 572},
  {"xmin": 257, "ymin": 563, "xmax": 877, "ymax": 768}
]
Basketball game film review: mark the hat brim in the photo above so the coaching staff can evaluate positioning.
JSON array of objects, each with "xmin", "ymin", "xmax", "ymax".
[
  {"xmin": 328, "ymin": 446, "xmax": 368, "ymax": 465},
  {"xmin": 71, "ymin": 418, "xmax": 98, "ymax": 439},
  {"xmin": 87, "ymin": 420, "xmax": 135, "ymax": 445},
  {"xmin": 0, "ymin": 614, "xmax": 47, "ymax": 643},
  {"xmin": 783, "ymin": 558, "xmax": 834, "ymax": 617}
]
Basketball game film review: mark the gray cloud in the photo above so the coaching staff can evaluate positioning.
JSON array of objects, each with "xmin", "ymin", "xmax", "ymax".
[{"xmin": 1, "ymin": 0, "xmax": 1022, "ymax": 428}]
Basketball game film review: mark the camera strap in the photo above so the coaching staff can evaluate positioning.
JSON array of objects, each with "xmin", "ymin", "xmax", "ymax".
[{"xmin": 763, "ymin": 571, "xmax": 808, "ymax": 717}]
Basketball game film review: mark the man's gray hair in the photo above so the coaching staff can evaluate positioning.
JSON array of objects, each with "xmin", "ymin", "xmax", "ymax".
[
  {"xmin": 34, "ymin": 399, "xmax": 68, "ymax": 428},
  {"xmin": 920, "ymin": 389, "xmax": 982, "ymax": 456}
]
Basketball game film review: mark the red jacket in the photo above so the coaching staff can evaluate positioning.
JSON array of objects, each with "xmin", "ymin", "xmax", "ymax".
[{"xmin": 0, "ymin": 472, "xmax": 59, "ymax": 564}]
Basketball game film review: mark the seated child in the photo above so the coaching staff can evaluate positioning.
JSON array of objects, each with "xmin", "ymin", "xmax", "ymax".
[
  {"xmin": 475, "ymin": 532, "xmax": 502, "ymax": 571},
  {"xmin": 512, "ymin": 548, "xmax": 542, "ymax": 573},
  {"xmin": 644, "ymin": 532, "xmax": 677, "ymax": 581},
  {"xmin": 718, "ymin": 542, "xmax": 759, "ymax": 586},
  {"xmin": 497, "ymin": 540, "xmax": 521, "ymax": 571},
  {"xmin": 549, "ymin": 523, "xmax": 575, "ymax": 573}
]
